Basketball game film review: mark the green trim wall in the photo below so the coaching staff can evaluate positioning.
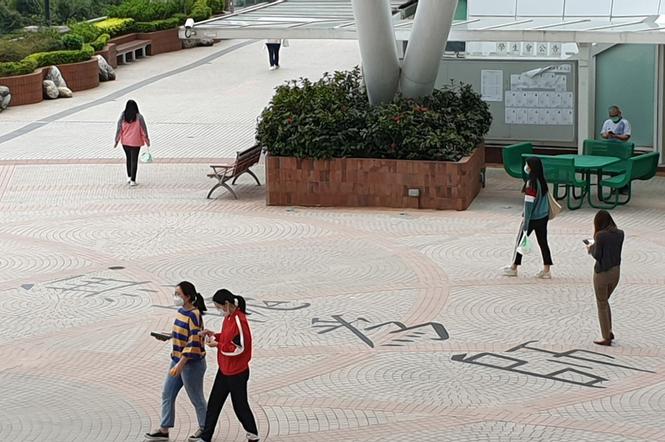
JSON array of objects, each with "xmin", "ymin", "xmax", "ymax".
[
  {"xmin": 454, "ymin": 0, "xmax": 467, "ymax": 21},
  {"xmin": 595, "ymin": 44, "xmax": 656, "ymax": 147}
]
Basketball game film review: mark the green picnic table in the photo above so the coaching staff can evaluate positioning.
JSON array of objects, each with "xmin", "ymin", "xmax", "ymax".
[{"xmin": 521, "ymin": 154, "xmax": 621, "ymax": 209}]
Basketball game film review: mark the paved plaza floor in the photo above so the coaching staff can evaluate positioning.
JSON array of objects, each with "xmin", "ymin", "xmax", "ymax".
[{"xmin": 1, "ymin": 39, "xmax": 665, "ymax": 442}]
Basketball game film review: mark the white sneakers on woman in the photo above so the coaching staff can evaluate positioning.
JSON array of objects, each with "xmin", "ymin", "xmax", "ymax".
[{"xmin": 502, "ymin": 266, "xmax": 551, "ymax": 279}]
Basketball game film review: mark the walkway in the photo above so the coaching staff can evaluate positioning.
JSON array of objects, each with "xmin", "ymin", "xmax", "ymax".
[{"xmin": 0, "ymin": 38, "xmax": 664, "ymax": 442}]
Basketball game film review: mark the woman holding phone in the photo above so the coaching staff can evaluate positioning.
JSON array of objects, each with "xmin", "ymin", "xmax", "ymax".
[
  {"xmin": 145, "ymin": 281, "xmax": 208, "ymax": 441},
  {"xmin": 194, "ymin": 289, "xmax": 260, "ymax": 442},
  {"xmin": 587, "ymin": 210, "xmax": 624, "ymax": 346}
]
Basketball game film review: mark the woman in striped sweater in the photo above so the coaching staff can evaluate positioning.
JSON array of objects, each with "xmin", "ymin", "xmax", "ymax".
[{"xmin": 145, "ymin": 281, "xmax": 208, "ymax": 442}]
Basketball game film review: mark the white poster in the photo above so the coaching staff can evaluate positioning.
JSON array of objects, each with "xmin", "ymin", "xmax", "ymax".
[{"xmin": 481, "ymin": 70, "xmax": 504, "ymax": 102}]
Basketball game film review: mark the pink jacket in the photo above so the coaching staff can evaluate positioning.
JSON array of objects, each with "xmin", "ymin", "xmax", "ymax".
[{"xmin": 115, "ymin": 113, "xmax": 150, "ymax": 147}]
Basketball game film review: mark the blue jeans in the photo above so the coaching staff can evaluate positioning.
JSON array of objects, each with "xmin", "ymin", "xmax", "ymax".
[{"xmin": 160, "ymin": 358, "xmax": 207, "ymax": 429}]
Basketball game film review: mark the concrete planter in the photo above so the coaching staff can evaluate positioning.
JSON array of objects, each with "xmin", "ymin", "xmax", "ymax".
[
  {"xmin": 266, "ymin": 145, "xmax": 485, "ymax": 211},
  {"xmin": 53, "ymin": 58, "xmax": 100, "ymax": 92}
]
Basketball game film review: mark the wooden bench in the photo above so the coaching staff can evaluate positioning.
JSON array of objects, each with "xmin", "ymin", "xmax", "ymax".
[
  {"xmin": 206, "ymin": 145, "xmax": 262, "ymax": 199},
  {"xmin": 116, "ymin": 39, "xmax": 151, "ymax": 65}
]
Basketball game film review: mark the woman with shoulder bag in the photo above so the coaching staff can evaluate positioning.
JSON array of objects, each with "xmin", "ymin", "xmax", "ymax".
[{"xmin": 503, "ymin": 157, "xmax": 554, "ymax": 279}]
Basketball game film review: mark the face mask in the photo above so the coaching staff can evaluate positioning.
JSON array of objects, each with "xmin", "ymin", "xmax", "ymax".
[
  {"xmin": 524, "ymin": 165, "xmax": 530, "ymax": 174},
  {"xmin": 611, "ymin": 116, "xmax": 621, "ymax": 123},
  {"xmin": 174, "ymin": 296, "xmax": 184, "ymax": 307},
  {"xmin": 217, "ymin": 307, "xmax": 230, "ymax": 317}
]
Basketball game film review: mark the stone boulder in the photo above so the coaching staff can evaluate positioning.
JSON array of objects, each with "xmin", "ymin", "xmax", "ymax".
[
  {"xmin": 0, "ymin": 85, "xmax": 10, "ymax": 111},
  {"xmin": 43, "ymin": 80, "xmax": 59, "ymax": 99},
  {"xmin": 96, "ymin": 55, "xmax": 116, "ymax": 82},
  {"xmin": 58, "ymin": 87, "xmax": 73, "ymax": 98},
  {"xmin": 45, "ymin": 66, "xmax": 68, "ymax": 89}
]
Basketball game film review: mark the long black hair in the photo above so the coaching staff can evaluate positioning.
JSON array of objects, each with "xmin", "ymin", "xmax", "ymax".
[
  {"xmin": 522, "ymin": 157, "xmax": 549, "ymax": 195},
  {"xmin": 212, "ymin": 288, "xmax": 247, "ymax": 313},
  {"xmin": 594, "ymin": 210, "xmax": 617, "ymax": 238},
  {"xmin": 123, "ymin": 99, "xmax": 139, "ymax": 123},
  {"xmin": 177, "ymin": 281, "xmax": 207, "ymax": 314}
]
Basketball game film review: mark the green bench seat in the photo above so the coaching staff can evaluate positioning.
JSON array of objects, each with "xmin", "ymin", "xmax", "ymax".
[
  {"xmin": 502, "ymin": 142, "xmax": 533, "ymax": 180},
  {"xmin": 597, "ymin": 152, "xmax": 660, "ymax": 208}
]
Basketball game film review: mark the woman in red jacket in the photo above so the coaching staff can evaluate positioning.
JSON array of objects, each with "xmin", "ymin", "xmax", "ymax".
[{"xmin": 196, "ymin": 289, "xmax": 259, "ymax": 442}]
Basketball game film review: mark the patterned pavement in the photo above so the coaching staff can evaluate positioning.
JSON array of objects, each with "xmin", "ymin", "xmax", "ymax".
[{"xmin": 1, "ymin": 39, "xmax": 665, "ymax": 442}]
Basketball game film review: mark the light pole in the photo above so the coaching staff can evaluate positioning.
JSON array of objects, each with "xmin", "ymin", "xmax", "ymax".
[{"xmin": 44, "ymin": 0, "xmax": 51, "ymax": 26}]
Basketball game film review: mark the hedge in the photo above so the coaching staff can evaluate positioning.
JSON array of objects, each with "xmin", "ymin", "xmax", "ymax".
[
  {"xmin": 90, "ymin": 33, "xmax": 111, "ymax": 51},
  {"xmin": 0, "ymin": 59, "xmax": 38, "ymax": 77},
  {"xmin": 108, "ymin": 0, "xmax": 181, "ymax": 22},
  {"xmin": 94, "ymin": 17, "xmax": 136, "ymax": 37},
  {"xmin": 133, "ymin": 17, "xmax": 180, "ymax": 33},
  {"xmin": 24, "ymin": 44, "xmax": 95, "ymax": 69}
]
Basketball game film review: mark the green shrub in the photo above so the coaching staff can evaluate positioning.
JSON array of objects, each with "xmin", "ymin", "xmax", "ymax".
[
  {"xmin": 55, "ymin": 0, "xmax": 93, "ymax": 22},
  {"xmin": 134, "ymin": 16, "xmax": 180, "ymax": 33},
  {"xmin": 108, "ymin": 0, "xmax": 181, "ymax": 22},
  {"xmin": 0, "ymin": 3, "xmax": 24, "ymax": 33},
  {"xmin": 24, "ymin": 44, "xmax": 94, "ymax": 68},
  {"xmin": 257, "ymin": 68, "xmax": 493, "ymax": 162},
  {"xmin": 207, "ymin": 0, "xmax": 225, "ymax": 14},
  {"xmin": 61, "ymin": 33, "xmax": 84, "ymax": 50},
  {"xmin": 0, "ymin": 30, "xmax": 64, "ymax": 63},
  {"xmin": 172, "ymin": 12, "xmax": 187, "ymax": 25},
  {"xmin": 89, "ymin": 33, "xmax": 110, "ymax": 51},
  {"xmin": 94, "ymin": 17, "xmax": 136, "ymax": 37},
  {"xmin": 190, "ymin": 0, "xmax": 211, "ymax": 22},
  {"xmin": 0, "ymin": 58, "xmax": 37, "ymax": 77},
  {"xmin": 69, "ymin": 21, "xmax": 104, "ymax": 42}
]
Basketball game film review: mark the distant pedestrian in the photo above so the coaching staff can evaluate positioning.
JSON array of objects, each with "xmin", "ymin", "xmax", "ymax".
[
  {"xmin": 587, "ymin": 210, "xmax": 624, "ymax": 346},
  {"xmin": 265, "ymin": 39, "xmax": 282, "ymax": 70},
  {"xmin": 114, "ymin": 99, "xmax": 150, "ymax": 186},
  {"xmin": 503, "ymin": 156, "xmax": 553, "ymax": 279},
  {"xmin": 194, "ymin": 289, "xmax": 259, "ymax": 442},
  {"xmin": 145, "ymin": 281, "xmax": 208, "ymax": 442}
]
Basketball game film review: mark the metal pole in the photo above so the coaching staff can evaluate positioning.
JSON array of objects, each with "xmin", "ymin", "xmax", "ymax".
[
  {"xmin": 400, "ymin": 0, "xmax": 458, "ymax": 98},
  {"xmin": 44, "ymin": 0, "xmax": 51, "ymax": 26},
  {"xmin": 351, "ymin": 0, "xmax": 400, "ymax": 104}
]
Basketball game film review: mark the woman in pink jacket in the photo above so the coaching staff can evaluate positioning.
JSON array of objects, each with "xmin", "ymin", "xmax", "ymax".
[{"xmin": 114, "ymin": 99, "xmax": 150, "ymax": 186}]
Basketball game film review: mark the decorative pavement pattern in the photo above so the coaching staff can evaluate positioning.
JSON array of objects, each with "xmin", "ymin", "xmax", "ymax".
[{"xmin": 0, "ymin": 39, "xmax": 664, "ymax": 442}]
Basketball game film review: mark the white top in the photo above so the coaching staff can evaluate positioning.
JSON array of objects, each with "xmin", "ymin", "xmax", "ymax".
[{"xmin": 601, "ymin": 118, "xmax": 631, "ymax": 137}]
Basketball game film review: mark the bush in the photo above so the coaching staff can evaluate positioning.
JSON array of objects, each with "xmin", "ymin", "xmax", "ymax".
[
  {"xmin": 0, "ymin": 3, "xmax": 24, "ymax": 32},
  {"xmin": 0, "ymin": 30, "xmax": 64, "ymax": 62},
  {"xmin": 55, "ymin": 0, "xmax": 93, "ymax": 22},
  {"xmin": 24, "ymin": 43, "xmax": 94, "ymax": 68},
  {"xmin": 172, "ymin": 12, "xmax": 187, "ymax": 25},
  {"xmin": 134, "ymin": 16, "xmax": 180, "ymax": 33},
  {"xmin": 190, "ymin": 0, "xmax": 211, "ymax": 22},
  {"xmin": 0, "ymin": 58, "xmax": 37, "ymax": 77},
  {"xmin": 208, "ymin": 0, "xmax": 224, "ymax": 14},
  {"xmin": 61, "ymin": 33, "xmax": 84, "ymax": 50},
  {"xmin": 89, "ymin": 33, "xmax": 110, "ymax": 51},
  {"xmin": 68, "ymin": 21, "xmax": 104, "ymax": 42},
  {"xmin": 108, "ymin": 0, "xmax": 181, "ymax": 22},
  {"xmin": 94, "ymin": 17, "xmax": 136, "ymax": 37},
  {"xmin": 257, "ymin": 68, "xmax": 493, "ymax": 162}
]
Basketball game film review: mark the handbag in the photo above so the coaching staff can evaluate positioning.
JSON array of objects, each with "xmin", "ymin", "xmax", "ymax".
[
  {"xmin": 547, "ymin": 191, "xmax": 561, "ymax": 220},
  {"xmin": 516, "ymin": 231, "xmax": 534, "ymax": 255},
  {"xmin": 140, "ymin": 150, "xmax": 153, "ymax": 163}
]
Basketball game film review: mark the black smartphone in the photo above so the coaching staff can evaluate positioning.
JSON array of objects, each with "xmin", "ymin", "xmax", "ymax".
[
  {"xmin": 151, "ymin": 332, "xmax": 171, "ymax": 341},
  {"xmin": 582, "ymin": 239, "xmax": 590, "ymax": 245}
]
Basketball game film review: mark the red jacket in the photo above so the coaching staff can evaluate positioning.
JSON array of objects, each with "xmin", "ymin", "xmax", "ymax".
[{"xmin": 214, "ymin": 310, "xmax": 253, "ymax": 375}]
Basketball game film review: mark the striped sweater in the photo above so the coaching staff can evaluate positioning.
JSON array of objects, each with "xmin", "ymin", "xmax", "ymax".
[{"xmin": 171, "ymin": 307, "xmax": 205, "ymax": 363}]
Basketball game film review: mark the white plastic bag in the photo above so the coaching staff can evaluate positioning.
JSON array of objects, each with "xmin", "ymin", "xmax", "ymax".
[
  {"xmin": 516, "ymin": 231, "xmax": 534, "ymax": 255},
  {"xmin": 140, "ymin": 150, "xmax": 153, "ymax": 163}
]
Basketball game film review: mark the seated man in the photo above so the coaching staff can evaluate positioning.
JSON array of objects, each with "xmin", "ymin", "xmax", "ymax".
[{"xmin": 601, "ymin": 105, "xmax": 631, "ymax": 142}]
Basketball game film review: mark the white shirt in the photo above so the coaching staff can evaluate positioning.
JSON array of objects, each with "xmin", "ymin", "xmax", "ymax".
[{"xmin": 601, "ymin": 118, "xmax": 631, "ymax": 137}]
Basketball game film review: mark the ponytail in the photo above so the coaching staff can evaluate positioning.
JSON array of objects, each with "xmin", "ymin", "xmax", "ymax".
[
  {"xmin": 233, "ymin": 295, "xmax": 246, "ymax": 313},
  {"xmin": 177, "ymin": 281, "xmax": 206, "ymax": 313},
  {"xmin": 194, "ymin": 292, "xmax": 207, "ymax": 314},
  {"xmin": 213, "ymin": 289, "xmax": 246, "ymax": 313}
]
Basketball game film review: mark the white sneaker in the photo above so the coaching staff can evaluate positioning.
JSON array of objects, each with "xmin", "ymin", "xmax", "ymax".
[
  {"xmin": 127, "ymin": 177, "xmax": 131, "ymax": 184},
  {"xmin": 269, "ymin": 66, "xmax": 276, "ymax": 71},
  {"xmin": 536, "ymin": 270, "xmax": 552, "ymax": 279},
  {"xmin": 502, "ymin": 266, "xmax": 518, "ymax": 277},
  {"xmin": 129, "ymin": 181, "xmax": 137, "ymax": 187},
  {"xmin": 188, "ymin": 429, "xmax": 204, "ymax": 441}
]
